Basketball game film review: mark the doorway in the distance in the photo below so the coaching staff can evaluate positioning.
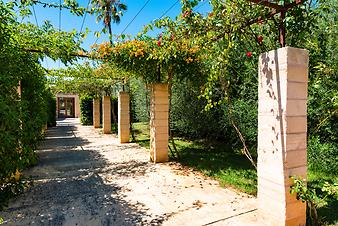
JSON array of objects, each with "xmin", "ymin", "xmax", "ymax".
[{"xmin": 57, "ymin": 97, "xmax": 75, "ymax": 118}]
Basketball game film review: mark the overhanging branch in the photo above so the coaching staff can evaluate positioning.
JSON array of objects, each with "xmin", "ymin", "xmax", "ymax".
[
  {"xmin": 211, "ymin": 0, "xmax": 306, "ymax": 42},
  {"xmin": 24, "ymin": 48, "xmax": 91, "ymax": 58},
  {"xmin": 30, "ymin": 0, "xmax": 93, "ymax": 15}
]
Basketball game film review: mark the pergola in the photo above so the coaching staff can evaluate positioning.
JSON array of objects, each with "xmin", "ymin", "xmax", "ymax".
[{"xmin": 20, "ymin": 1, "xmax": 309, "ymax": 225}]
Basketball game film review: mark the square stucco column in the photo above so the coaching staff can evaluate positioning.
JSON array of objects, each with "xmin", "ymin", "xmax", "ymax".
[
  {"xmin": 74, "ymin": 95, "xmax": 81, "ymax": 118},
  {"xmin": 118, "ymin": 92, "xmax": 130, "ymax": 143},
  {"xmin": 18, "ymin": 80, "xmax": 22, "ymax": 131},
  {"xmin": 150, "ymin": 83, "xmax": 169, "ymax": 163},
  {"xmin": 17, "ymin": 80, "xmax": 21, "ymax": 96},
  {"xmin": 102, "ymin": 96, "xmax": 111, "ymax": 134},
  {"xmin": 93, "ymin": 98, "xmax": 100, "ymax": 128},
  {"xmin": 258, "ymin": 47, "xmax": 309, "ymax": 226}
]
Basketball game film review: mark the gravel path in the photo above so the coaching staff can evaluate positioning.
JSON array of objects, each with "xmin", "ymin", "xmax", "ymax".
[{"xmin": 1, "ymin": 118, "xmax": 259, "ymax": 226}]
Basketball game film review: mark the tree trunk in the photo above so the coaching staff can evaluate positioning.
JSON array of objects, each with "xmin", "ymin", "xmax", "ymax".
[{"xmin": 108, "ymin": 22, "xmax": 113, "ymax": 45}]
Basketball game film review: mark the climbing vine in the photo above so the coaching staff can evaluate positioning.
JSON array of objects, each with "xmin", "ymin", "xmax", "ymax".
[
  {"xmin": 1, "ymin": 0, "xmax": 337, "ymax": 223},
  {"xmin": 0, "ymin": 1, "xmax": 86, "ymax": 209}
]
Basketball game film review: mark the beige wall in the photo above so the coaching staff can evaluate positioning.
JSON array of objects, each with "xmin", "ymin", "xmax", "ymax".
[{"xmin": 56, "ymin": 93, "xmax": 81, "ymax": 118}]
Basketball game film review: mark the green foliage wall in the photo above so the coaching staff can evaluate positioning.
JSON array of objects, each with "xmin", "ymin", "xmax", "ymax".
[
  {"xmin": 0, "ymin": 55, "xmax": 50, "ymax": 181},
  {"xmin": 46, "ymin": 93, "xmax": 56, "ymax": 127},
  {"xmin": 80, "ymin": 95, "xmax": 93, "ymax": 125},
  {"xmin": 79, "ymin": 95, "xmax": 119, "ymax": 128},
  {"xmin": 0, "ymin": 56, "xmax": 52, "ymax": 170},
  {"xmin": 171, "ymin": 80, "xmax": 226, "ymax": 140},
  {"xmin": 304, "ymin": 0, "xmax": 338, "ymax": 175},
  {"xmin": 111, "ymin": 96, "xmax": 118, "ymax": 125},
  {"xmin": 223, "ymin": 99, "xmax": 258, "ymax": 151},
  {"xmin": 0, "ymin": 2, "xmax": 53, "ymax": 198},
  {"xmin": 130, "ymin": 79, "xmax": 150, "ymax": 122}
]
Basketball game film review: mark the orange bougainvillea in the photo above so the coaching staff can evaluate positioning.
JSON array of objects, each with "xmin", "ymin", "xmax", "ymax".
[
  {"xmin": 90, "ymin": 35, "xmax": 202, "ymax": 83},
  {"xmin": 92, "ymin": 39, "xmax": 201, "ymax": 63}
]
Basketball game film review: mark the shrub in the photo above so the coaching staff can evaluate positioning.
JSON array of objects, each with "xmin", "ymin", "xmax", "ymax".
[
  {"xmin": 0, "ymin": 51, "xmax": 51, "ymax": 209},
  {"xmin": 111, "ymin": 96, "xmax": 118, "ymax": 126},
  {"xmin": 130, "ymin": 79, "xmax": 150, "ymax": 122},
  {"xmin": 308, "ymin": 136, "xmax": 338, "ymax": 176},
  {"xmin": 223, "ymin": 99, "xmax": 258, "ymax": 154},
  {"xmin": 171, "ymin": 80, "xmax": 225, "ymax": 140},
  {"xmin": 80, "ymin": 95, "xmax": 93, "ymax": 125},
  {"xmin": 46, "ymin": 92, "xmax": 56, "ymax": 127}
]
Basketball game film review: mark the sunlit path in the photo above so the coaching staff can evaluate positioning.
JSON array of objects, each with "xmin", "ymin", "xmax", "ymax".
[{"xmin": 1, "ymin": 119, "xmax": 259, "ymax": 226}]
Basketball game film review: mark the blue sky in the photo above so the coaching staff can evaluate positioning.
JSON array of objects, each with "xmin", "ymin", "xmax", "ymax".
[{"xmin": 22, "ymin": 0, "xmax": 211, "ymax": 69}]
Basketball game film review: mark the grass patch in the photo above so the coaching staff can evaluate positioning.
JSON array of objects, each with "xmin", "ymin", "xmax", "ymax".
[
  {"xmin": 171, "ymin": 138, "xmax": 257, "ymax": 195},
  {"xmin": 132, "ymin": 122, "xmax": 257, "ymax": 195},
  {"xmin": 111, "ymin": 123, "xmax": 118, "ymax": 134},
  {"xmin": 132, "ymin": 122, "xmax": 150, "ymax": 148}
]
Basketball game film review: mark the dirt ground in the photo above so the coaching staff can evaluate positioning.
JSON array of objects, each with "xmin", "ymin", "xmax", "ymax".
[{"xmin": 0, "ymin": 118, "xmax": 259, "ymax": 226}]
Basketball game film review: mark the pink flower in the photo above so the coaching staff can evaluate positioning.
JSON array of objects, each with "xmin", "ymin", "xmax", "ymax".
[
  {"xmin": 183, "ymin": 10, "xmax": 191, "ymax": 18},
  {"xmin": 246, "ymin": 51, "xmax": 252, "ymax": 57},
  {"xmin": 258, "ymin": 18, "xmax": 263, "ymax": 25},
  {"xmin": 157, "ymin": 41, "xmax": 161, "ymax": 47},
  {"xmin": 258, "ymin": 35, "xmax": 263, "ymax": 44}
]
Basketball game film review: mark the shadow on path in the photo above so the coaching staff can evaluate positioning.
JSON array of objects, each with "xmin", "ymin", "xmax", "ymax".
[{"xmin": 0, "ymin": 119, "xmax": 163, "ymax": 226}]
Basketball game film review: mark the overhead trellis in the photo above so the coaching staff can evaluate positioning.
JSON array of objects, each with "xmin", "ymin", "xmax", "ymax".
[
  {"xmin": 15, "ymin": 22, "xmax": 85, "ymax": 64},
  {"xmin": 11, "ymin": 0, "xmax": 307, "ymax": 61},
  {"xmin": 86, "ymin": 0, "xmax": 310, "ymax": 83},
  {"xmin": 8, "ymin": 0, "xmax": 310, "ymax": 86},
  {"xmin": 46, "ymin": 63, "xmax": 128, "ymax": 96}
]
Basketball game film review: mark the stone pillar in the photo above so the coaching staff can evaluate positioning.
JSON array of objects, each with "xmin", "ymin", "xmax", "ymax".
[
  {"xmin": 17, "ymin": 80, "xmax": 22, "ymax": 152},
  {"xmin": 93, "ymin": 98, "xmax": 100, "ymax": 128},
  {"xmin": 74, "ymin": 95, "xmax": 81, "ymax": 118},
  {"xmin": 150, "ymin": 83, "xmax": 169, "ymax": 163},
  {"xmin": 56, "ymin": 97, "xmax": 59, "ymax": 118},
  {"xmin": 118, "ymin": 92, "xmax": 130, "ymax": 143},
  {"xmin": 257, "ymin": 47, "xmax": 308, "ymax": 226},
  {"xmin": 42, "ymin": 123, "xmax": 47, "ymax": 134},
  {"xmin": 102, "ymin": 96, "xmax": 111, "ymax": 134},
  {"xmin": 17, "ymin": 80, "xmax": 21, "ymax": 96}
]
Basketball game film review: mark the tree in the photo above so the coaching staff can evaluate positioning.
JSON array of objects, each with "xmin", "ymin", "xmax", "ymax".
[{"xmin": 92, "ymin": 0, "xmax": 127, "ymax": 44}]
